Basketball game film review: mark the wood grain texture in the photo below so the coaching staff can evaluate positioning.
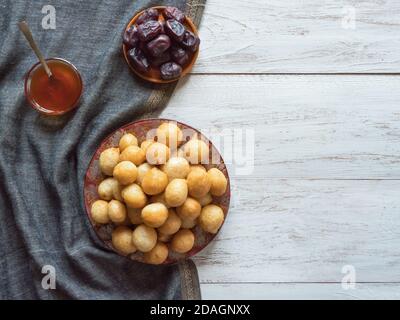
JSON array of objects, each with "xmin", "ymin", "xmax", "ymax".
[
  {"xmin": 162, "ymin": 75, "xmax": 400, "ymax": 178},
  {"xmin": 189, "ymin": 179, "xmax": 400, "ymax": 283},
  {"xmin": 193, "ymin": 0, "xmax": 400, "ymax": 73},
  {"xmin": 201, "ymin": 283, "xmax": 400, "ymax": 300}
]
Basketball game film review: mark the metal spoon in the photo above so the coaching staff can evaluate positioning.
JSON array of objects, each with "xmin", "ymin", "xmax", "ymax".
[{"xmin": 18, "ymin": 21, "xmax": 53, "ymax": 78}]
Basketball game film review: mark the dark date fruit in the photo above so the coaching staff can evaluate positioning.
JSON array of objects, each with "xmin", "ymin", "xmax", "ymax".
[
  {"xmin": 181, "ymin": 30, "xmax": 200, "ymax": 52},
  {"xmin": 137, "ymin": 20, "xmax": 163, "ymax": 42},
  {"xmin": 128, "ymin": 47, "xmax": 150, "ymax": 73},
  {"xmin": 123, "ymin": 26, "xmax": 139, "ymax": 48},
  {"xmin": 163, "ymin": 7, "xmax": 185, "ymax": 23},
  {"xmin": 165, "ymin": 19, "xmax": 185, "ymax": 42},
  {"xmin": 170, "ymin": 46, "xmax": 189, "ymax": 66},
  {"xmin": 146, "ymin": 34, "xmax": 171, "ymax": 57},
  {"xmin": 149, "ymin": 51, "xmax": 171, "ymax": 67},
  {"xmin": 136, "ymin": 8, "xmax": 159, "ymax": 25},
  {"xmin": 160, "ymin": 62, "xmax": 182, "ymax": 80}
]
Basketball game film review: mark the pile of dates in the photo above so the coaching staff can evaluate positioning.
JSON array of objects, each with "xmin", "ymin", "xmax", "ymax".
[{"xmin": 123, "ymin": 6, "xmax": 200, "ymax": 81}]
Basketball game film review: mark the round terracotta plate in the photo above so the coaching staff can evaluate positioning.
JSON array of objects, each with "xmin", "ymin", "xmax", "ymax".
[
  {"xmin": 122, "ymin": 6, "xmax": 200, "ymax": 84},
  {"xmin": 84, "ymin": 118, "xmax": 230, "ymax": 265}
]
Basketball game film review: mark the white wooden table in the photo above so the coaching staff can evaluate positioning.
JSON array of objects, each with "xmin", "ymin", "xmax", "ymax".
[{"xmin": 162, "ymin": 0, "xmax": 400, "ymax": 299}]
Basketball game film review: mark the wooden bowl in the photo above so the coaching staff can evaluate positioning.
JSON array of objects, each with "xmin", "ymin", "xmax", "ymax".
[
  {"xmin": 122, "ymin": 6, "xmax": 200, "ymax": 84},
  {"xmin": 84, "ymin": 119, "xmax": 230, "ymax": 265}
]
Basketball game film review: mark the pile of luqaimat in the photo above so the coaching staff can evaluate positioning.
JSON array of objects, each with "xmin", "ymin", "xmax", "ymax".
[{"xmin": 90, "ymin": 122, "xmax": 228, "ymax": 264}]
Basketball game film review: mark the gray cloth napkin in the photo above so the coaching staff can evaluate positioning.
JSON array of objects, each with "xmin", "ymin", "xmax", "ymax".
[{"xmin": 0, "ymin": 0, "xmax": 205, "ymax": 299}]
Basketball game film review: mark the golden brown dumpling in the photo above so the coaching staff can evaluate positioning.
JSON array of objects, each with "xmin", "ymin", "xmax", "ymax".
[
  {"xmin": 207, "ymin": 168, "xmax": 228, "ymax": 196},
  {"xmin": 108, "ymin": 199, "xmax": 127, "ymax": 223},
  {"xmin": 171, "ymin": 229, "xmax": 195, "ymax": 253},
  {"xmin": 162, "ymin": 157, "xmax": 190, "ymax": 181},
  {"xmin": 91, "ymin": 200, "xmax": 110, "ymax": 224},
  {"xmin": 140, "ymin": 139, "xmax": 155, "ymax": 154},
  {"xmin": 112, "ymin": 226, "xmax": 136, "ymax": 255},
  {"xmin": 113, "ymin": 161, "xmax": 138, "ymax": 185},
  {"xmin": 199, "ymin": 204, "xmax": 225, "ymax": 234},
  {"xmin": 144, "ymin": 242, "xmax": 169, "ymax": 265},
  {"xmin": 181, "ymin": 139, "xmax": 209, "ymax": 164},
  {"xmin": 97, "ymin": 177, "xmax": 122, "ymax": 201},
  {"xmin": 119, "ymin": 133, "xmax": 138, "ymax": 152},
  {"xmin": 132, "ymin": 224, "xmax": 157, "ymax": 252},
  {"xmin": 165, "ymin": 179, "xmax": 188, "ymax": 207},
  {"xmin": 156, "ymin": 122, "xmax": 183, "ymax": 148},
  {"xmin": 119, "ymin": 145, "xmax": 145, "ymax": 166},
  {"xmin": 136, "ymin": 163, "xmax": 153, "ymax": 186},
  {"xmin": 99, "ymin": 147, "xmax": 120, "ymax": 176},
  {"xmin": 142, "ymin": 168, "xmax": 168, "ymax": 195},
  {"xmin": 141, "ymin": 203, "xmax": 169, "ymax": 228},
  {"xmin": 121, "ymin": 183, "xmax": 147, "ymax": 208},
  {"xmin": 176, "ymin": 197, "xmax": 201, "ymax": 220},
  {"xmin": 158, "ymin": 209, "xmax": 181, "ymax": 235},
  {"xmin": 146, "ymin": 142, "xmax": 170, "ymax": 165},
  {"xmin": 188, "ymin": 164, "xmax": 206, "ymax": 175},
  {"xmin": 187, "ymin": 169, "xmax": 211, "ymax": 198}
]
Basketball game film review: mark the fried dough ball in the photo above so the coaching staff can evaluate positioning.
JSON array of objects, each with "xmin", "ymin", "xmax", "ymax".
[
  {"xmin": 162, "ymin": 157, "xmax": 190, "ymax": 181},
  {"xmin": 99, "ymin": 147, "xmax": 120, "ymax": 176},
  {"xmin": 137, "ymin": 163, "xmax": 153, "ymax": 186},
  {"xmin": 165, "ymin": 179, "xmax": 188, "ymax": 207},
  {"xmin": 132, "ymin": 224, "xmax": 157, "ymax": 252},
  {"xmin": 119, "ymin": 145, "xmax": 146, "ymax": 166},
  {"xmin": 108, "ymin": 200, "xmax": 127, "ymax": 223},
  {"xmin": 141, "ymin": 139, "xmax": 155, "ymax": 153},
  {"xmin": 119, "ymin": 133, "xmax": 138, "ymax": 152},
  {"xmin": 98, "ymin": 177, "xmax": 122, "ymax": 201},
  {"xmin": 158, "ymin": 209, "xmax": 181, "ymax": 235},
  {"xmin": 196, "ymin": 193, "xmax": 213, "ymax": 206},
  {"xmin": 121, "ymin": 183, "xmax": 147, "ymax": 208},
  {"xmin": 146, "ymin": 142, "xmax": 170, "ymax": 165},
  {"xmin": 207, "ymin": 168, "xmax": 228, "ymax": 196},
  {"xmin": 142, "ymin": 168, "xmax": 168, "ymax": 195},
  {"xmin": 157, "ymin": 232, "xmax": 172, "ymax": 243},
  {"xmin": 112, "ymin": 226, "xmax": 137, "ymax": 255},
  {"xmin": 150, "ymin": 192, "xmax": 170, "ymax": 208},
  {"xmin": 189, "ymin": 164, "xmax": 206, "ymax": 175},
  {"xmin": 199, "ymin": 204, "xmax": 225, "ymax": 234},
  {"xmin": 187, "ymin": 169, "xmax": 211, "ymax": 198},
  {"xmin": 113, "ymin": 161, "xmax": 138, "ymax": 185},
  {"xmin": 176, "ymin": 197, "xmax": 201, "ymax": 220},
  {"xmin": 127, "ymin": 207, "xmax": 143, "ymax": 224},
  {"xmin": 181, "ymin": 217, "xmax": 197, "ymax": 229},
  {"xmin": 91, "ymin": 200, "xmax": 110, "ymax": 224},
  {"xmin": 171, "ymin": 229, "xmax": 195, "ymax": 253},
  {"xmin": 156, "ymin": 122, "xmax": 183, "ymax": 148},
  {"xmin": 144, "ymin": 242, "xmax": 169, "ymax": 265},
  {"xmin": 141, "ymin": 203, "xmax": 169, "ymax": 228},
  {"xmin": 181, "ymin": 139, "xmax": 209, "ymax": 164}
]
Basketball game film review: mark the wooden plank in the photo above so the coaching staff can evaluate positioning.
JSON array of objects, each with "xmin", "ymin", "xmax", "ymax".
[
  {"xmin": 161, "ymin": 75, "xmax": 400, "ymax": 179},
  {"xmin": 201, "ymin": 283, "xmax": 400, "ymax": 300},
  {"xmin": 194, "ymin": 0, "xmax": 400, "ymax": 73},
  {"xmin": 190, "ymin": 179, "xmax": 400, "ymax": 283}
]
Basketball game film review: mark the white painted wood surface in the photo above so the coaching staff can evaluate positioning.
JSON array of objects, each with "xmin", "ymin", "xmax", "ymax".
[
  {"xmin": 201, "ymin": 283, "xmax": 400, "ymax": 300},
  {"xmin": 193, "ymin": 0, "xmax": 400, "ymax": 73},
  {"xmin": 163, "ymin": 0, "xmax": 400, "ymax": 299}
]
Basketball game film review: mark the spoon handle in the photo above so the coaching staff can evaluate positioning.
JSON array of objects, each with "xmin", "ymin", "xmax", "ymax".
[{"xmin": 18, "ymin": 21, "xmax": 53, "ymax": 78}]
